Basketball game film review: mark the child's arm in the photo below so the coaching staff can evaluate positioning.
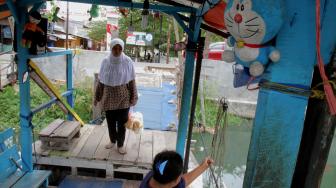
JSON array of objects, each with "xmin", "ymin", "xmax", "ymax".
[{"xmin": 182, "ymin": 157, "xmax": 214, "ymax": 186}]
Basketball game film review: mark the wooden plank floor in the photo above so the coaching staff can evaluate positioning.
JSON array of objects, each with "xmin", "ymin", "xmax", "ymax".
[{"xmin": 33, "ymin": 124, "xmax": 177, "ymax": 176}]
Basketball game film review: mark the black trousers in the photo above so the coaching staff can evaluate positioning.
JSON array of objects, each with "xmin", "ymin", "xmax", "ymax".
[{"xmin": 105, "ymin": 108, "xmax": 129, "ymax": 147}]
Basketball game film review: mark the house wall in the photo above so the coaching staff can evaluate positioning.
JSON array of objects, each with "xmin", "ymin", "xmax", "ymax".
[{"xmin": 54, "ymin": 38, "xmax": 81, "ymax": 48}]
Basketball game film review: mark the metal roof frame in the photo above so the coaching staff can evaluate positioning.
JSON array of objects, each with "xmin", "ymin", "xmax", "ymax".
[{"xmin": 7, "ymin": 0, "xmax": 223, "ymax": 173}]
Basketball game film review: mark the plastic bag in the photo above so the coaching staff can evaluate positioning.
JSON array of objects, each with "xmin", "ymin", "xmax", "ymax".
[{"xmin": 125, "ymin": 111, "xmax": 144, "ymax": 134}]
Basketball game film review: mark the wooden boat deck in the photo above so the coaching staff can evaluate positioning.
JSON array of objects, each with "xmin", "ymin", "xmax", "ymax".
[{"xmin": 33, "ymin": 124, "xmax": 176, "ymax": 178}]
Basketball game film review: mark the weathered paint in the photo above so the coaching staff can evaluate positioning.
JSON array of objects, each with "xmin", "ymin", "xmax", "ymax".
[
  {"xmin": 243, "ymin": 0, "xmax": 336, "ymax": 187},
  {"xmin": 176, "ymin": 14, "xmax": 199, "ymax": 156},
  {"xmin": 292, "ymin": 69, "xmax": 336, "ymax": 187},
  {"xmin": 66, "ymin": 54, "xmax": 74, "ymax": 121},
  {"xmin": 16, "ymin": 8, "xmax": 33, "ymax": 172}
]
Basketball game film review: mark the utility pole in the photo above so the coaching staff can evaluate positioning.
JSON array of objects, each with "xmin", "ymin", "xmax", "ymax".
[
  {"xmin": 199, "ymin": 31, "xmax": 211, "ymax": 127},
  {"xmin": 66, "ymin": 1, "xmax": 69, "ymax": 49},
  {"xmin": 173, "ymin": 19, "xmax": 182, "ymax": 64},
  {"xmin": 158, "ymin": 15, "xmax": 163, "ymax": 63},
  {"xmin": 166, "ymin": 21, "xmax": 171, "ymax": 64}
]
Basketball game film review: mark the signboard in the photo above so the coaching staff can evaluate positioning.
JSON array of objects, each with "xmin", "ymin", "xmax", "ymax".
[{"xmin": 126, "ymin": 31, "xmax": 153, "ymax": 46}]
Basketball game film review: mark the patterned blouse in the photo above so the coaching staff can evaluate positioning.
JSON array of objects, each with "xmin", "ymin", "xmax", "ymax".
[{"xmin": 95, "ymin": 79, "xmax": 138, "ymax": 111}]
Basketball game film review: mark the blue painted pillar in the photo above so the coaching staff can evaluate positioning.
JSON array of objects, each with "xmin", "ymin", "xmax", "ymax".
[
  {"xmin": 176, "ymin": 15, "xmax": 198, "ymax": 156},
  {"xmin": 243, "ymin": 0, "xmax": 336, "ymax": 187},
  {"xmin": 66, "ymin": 53, "xmax": 74, "ymax": 121},
  {"xmin": 16, "ymin": 8, "xmax": 33, "ymax": 172}
]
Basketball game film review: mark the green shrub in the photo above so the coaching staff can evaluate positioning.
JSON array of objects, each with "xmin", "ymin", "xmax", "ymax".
[{"xmin": 0, "ymin": 82, "xmax": 93, "ymax": 135}]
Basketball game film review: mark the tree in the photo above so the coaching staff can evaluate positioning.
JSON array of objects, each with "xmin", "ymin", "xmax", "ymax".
[
  {"xmin": 118, "ymin": 10, "xmax": 184, "ymax": 56},
  {"xmin": 87, "ymin": 20, "xmax": 107, "ymax": 42},
  {"xmin": 42, "ymin": 0, "xmax": 59, "ymax": 22}
]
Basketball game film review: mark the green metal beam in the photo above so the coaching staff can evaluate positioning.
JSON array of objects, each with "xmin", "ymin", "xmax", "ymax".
[
  {"xmin": 172, "ymin": 13, "xmax": 193, "ymax": 38},
  {"xmin": 18, "ymin": 0, "xmax": 196, "ymax": 13}
]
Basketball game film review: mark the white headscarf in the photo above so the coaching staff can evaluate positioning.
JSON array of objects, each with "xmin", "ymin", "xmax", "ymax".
[
  {"xmin": 98, "ymin": 38, "xmax": 135, "ymax": 86},
  {"xmin": 109, "ymin": 38, "xmax": 125, "ymax": 64}
]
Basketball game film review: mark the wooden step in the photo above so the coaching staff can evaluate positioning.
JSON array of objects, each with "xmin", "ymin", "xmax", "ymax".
[{"xmin": 39, "ymin": 119, "xmax": 81, "ymax": 151}]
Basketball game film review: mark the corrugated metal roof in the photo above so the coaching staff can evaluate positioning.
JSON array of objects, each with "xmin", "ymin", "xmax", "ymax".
[{"xmin": 49, "ymin": 33, "xmax": 75, "ymax": 40}]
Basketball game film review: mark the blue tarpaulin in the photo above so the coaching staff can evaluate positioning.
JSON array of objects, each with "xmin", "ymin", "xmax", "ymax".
[
  {"xmin": 59, "ymin": 176, "xmax": 123, "ymax": 188},
  {"xmin": 134, "ymin": 82, "xmax": 178, "ymax": 131}
]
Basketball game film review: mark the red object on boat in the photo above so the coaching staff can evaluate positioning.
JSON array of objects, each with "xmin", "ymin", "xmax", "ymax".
[
  {"xmin": 204, "ymin": 1, "xmax": 227, "ymax": 30},
  {"xmin": 207, "ymin": 50, "xmax": 223, "ymax": 60},
  {"xmin": 207, "ymin": 42, "xmax": 232, "ymax": 61}
]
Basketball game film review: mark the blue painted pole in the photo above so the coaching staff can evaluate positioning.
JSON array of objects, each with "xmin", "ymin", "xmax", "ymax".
[
  {"xmin": 16, "ymin": 8, "xmax": 33, "ymax": 172},
  {"xmin": 31, "ymin": 91, "xmax": 72, "ymax": 115},
  {"xmin": 172, "ymin": 14, "xmax": 192, "ymax": 38},
  {"xmin": 243, "ymin": 0, "xmax": 336, "ymax": 187},
  {"xmin": 29, "ymin": 50, "xmax": 72, "ymax": 59},
  {"xmin": 176, "ymin": 14, "xmax": 200, "ymax": 157},
  {"xmin": 66, "ymin": 53, "xmax": 74, "ymax": 121}
]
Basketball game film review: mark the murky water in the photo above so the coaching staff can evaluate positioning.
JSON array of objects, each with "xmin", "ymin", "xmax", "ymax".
[{"xmin": 192, "ymin": 123, "xmax": 336, "ymax": 188}]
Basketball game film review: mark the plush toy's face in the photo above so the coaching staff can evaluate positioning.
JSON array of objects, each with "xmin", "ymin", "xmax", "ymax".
[
  {"xmin": 225, "ymin": 0, "xmax": 265, "ymax": 44},
  {"xmin": 224, "ymin": 0, "xmax": 284, "ymax": 44}
]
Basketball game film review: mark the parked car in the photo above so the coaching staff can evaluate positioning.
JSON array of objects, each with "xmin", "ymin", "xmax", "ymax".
[{"xmin": 206, "ymin": 41, "xmax": 232, "ymax": 61}]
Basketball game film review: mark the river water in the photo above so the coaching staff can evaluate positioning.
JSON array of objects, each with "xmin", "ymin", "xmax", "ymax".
[{"xmin": 192, "ymin": 122, "xmax": 336, "ymax": 188}]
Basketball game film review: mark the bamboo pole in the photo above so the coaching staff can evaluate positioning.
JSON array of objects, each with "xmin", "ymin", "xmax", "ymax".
[{"xmin": 199, "ymin": 31, "xmax": 211, "ymax": 127}]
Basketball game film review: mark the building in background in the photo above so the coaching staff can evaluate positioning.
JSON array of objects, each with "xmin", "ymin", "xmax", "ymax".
[
  {"xmin": 47, "ymin": 17, "xmax": 93, "ymax": 49},
  {"xmin": 45, "ymin": 1, "xmax": 112, "ymax": 50}
]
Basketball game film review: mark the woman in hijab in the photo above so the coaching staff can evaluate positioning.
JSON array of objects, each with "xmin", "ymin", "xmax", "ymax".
[{"xmin": 94, "ymin": 38, "xmax": 138, "ymax": 154}]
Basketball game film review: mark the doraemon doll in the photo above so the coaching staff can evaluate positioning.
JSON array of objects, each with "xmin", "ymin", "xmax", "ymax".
[{"xmin": 223, "ymin": 0, "xmax": 284, "ymax": 77}]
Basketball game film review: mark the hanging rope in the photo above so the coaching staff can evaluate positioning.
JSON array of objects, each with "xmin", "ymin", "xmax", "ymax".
[
  {"xmin": 196, "ymin": 122, "xmax": 220, "ymax": 188},
  {"xmin": 311, "ymin": 80, "xmax": 336, "ymax": 100},
  {"xmin": 197, "ymin": 97, "xmax": 229, "ymax": 188},
  {"xmin": 209, "ymin": 98, "xmax": 228, "ymax": 188},
  {"xmin": 259, "ymin": 79, "xmax": 311, "ymax": 97},
  {"xmin": 316, "ymin": 0, "xmax": 336, "ymax": 115},
  {"xmin": 257, "ymin": 79, "xmax": 336, "ymax": 100}
]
